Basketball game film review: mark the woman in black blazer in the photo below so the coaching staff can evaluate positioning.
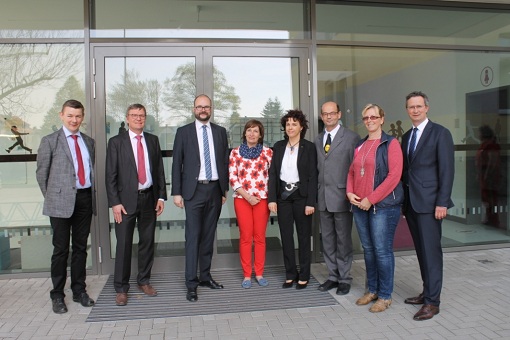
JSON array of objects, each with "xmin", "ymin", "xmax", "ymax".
[{"xmin": 268, "ymin": 109, "xmax": 318, "ymax": 289}]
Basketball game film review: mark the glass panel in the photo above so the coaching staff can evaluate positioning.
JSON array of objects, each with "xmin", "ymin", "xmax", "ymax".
[
  {"xmin": 0, "ymin": 0, "xmax": 84, "ymax": 38},
  {"xmin": 316, "ymin": 2, "xmax": 510, "ymax": 47},
  {"xmin": 0, "ymin": 44, "xmax": 85, "ymax": 274},
  {"xmin": 105, "ymin": 56, "xmax": 196, "ymax": 259},
  {"xmin": 317, "ymin": 46, "xmax": 510, "ymax": 251},
  {"xmin": 92, "ymin": 0, "xmax": 307, "ymax": 39},
  {"xmin": 212, "ymin": 56, "xmax": 300, "ymax": 254}
]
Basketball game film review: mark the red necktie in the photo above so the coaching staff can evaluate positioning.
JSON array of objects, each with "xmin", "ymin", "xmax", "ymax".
[
  {"xmin": 136, "ymin": 135, "xmax": 147, "ymax": 184},
  {"xmin": 71, "ymin": 135, "xmax": 85, "ymax": 186}
]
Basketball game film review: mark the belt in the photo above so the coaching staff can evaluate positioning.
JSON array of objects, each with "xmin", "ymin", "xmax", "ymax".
[
  {"xmin": 198, "ymin": 180, "xmax": 218, "ymax": 184},
  {"xmin": 138, "ymin": 186, "xmax": 153, "ymax": 194},
  {"xmin": 281, "ymin": 181, "xmax": 299, "ymax": 191},
  {"xmin": 77, "ymin": 188, "xmax": 91, "ymax": 193}
]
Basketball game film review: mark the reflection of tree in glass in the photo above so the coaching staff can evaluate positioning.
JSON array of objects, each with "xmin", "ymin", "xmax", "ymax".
[
  {"xmin": 261, "ymin": 97, "xmax": 284, "ymax": 119},
  {"xmin": 40, "ymin": 76, "xmax": 85, "ymax": 134},
  {"xmin": 107, "ymin": 70, "xmax": 152, "ymax": 121},
  {"xmin": 162, "ymin": 63, "xmax": 196, "ymax": 123},
  {"xmin": 0, "ymin": 44, "xmax": 82, "ymax": 118},
  {"xmin": 261, "ymin": 97, "xmax": 285, "ymax": 147},
  {"xmin": 163, "ymin": 62, "xmax": 240, "ymax": 128}
]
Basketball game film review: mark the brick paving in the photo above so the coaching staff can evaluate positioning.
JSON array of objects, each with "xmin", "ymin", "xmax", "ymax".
[{"xmin": 1, "ymin": 248, "xmax": 510, "ymax": 339}]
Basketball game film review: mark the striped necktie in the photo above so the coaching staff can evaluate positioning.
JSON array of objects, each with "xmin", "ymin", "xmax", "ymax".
[{"xmin": 202, "ymin": 125, "xmax": 212, "ymax": 180}]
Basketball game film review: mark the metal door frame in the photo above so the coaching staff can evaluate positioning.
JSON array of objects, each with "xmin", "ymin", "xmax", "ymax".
[{"xmin": 90, "ymin": 43, "xmax": 313, "ymax": 275}]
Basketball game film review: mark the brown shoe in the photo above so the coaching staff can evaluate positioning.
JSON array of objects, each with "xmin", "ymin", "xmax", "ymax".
[
  {"xmin": 356, "ymin": 293, "xmax": 378, "ymax": 306},
  {"xmin": 116, "ymin": 293, "xmax": 128, "ymax": 306},
  {"xmin": 138, "ymin": 284, "xmax": 157, "ymax": 296},
  {"xmin": 405, "ymin": 293, "xmax": 424, "ymax": 305},
  {"xmin": 413, "ymin": 304, "xmax": 439, "ymax": 321},
  {"xmin": 369, "ymin": 298, "xmax": 392, "ymax": 313}
]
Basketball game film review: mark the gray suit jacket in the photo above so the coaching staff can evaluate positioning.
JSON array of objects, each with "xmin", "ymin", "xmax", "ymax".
[
  {"xmin": 36, "ymin": 128, "xmax": 96, "ymax": 218},
  {"xmin": 315, "ymin": 126, "xmax": 360, "ymax": 212}
]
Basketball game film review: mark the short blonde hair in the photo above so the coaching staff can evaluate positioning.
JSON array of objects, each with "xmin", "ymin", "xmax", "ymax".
[{"xmin": 362, "ymin": 103, "xmax": 385, "ymax": 119}]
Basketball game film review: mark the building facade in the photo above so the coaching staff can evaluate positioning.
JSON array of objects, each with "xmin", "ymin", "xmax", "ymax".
[{"xmin": 1, "ymin": 0, "xmax": 509, "ymax": 277}]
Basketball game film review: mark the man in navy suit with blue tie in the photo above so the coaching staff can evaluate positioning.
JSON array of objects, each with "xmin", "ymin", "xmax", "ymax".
[
  {"xmin": 171, "ymin": 94, "xmax": 229, "ymax": 302},
  {"xmin": 401, "ymin": 91, "xmax": 454, "ymax": 321}
]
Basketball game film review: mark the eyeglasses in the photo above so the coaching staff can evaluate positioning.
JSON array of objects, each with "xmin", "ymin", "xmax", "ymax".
[
  {"xmin": 321, "ymin": 111, "xmax": 339, "ymax": 117},
  {"xmin": 407, "ymin": 105, "xmax": 425, "ymax": 110},
  {"xmin": 195, "ymin": 105, "xmax": 211, "ymax": 111},
  {"xmin": 128, "ymin": 114, "xmax": 146, "ymax": 120},
  {"xmin": 362, "ymin": 115, "xmax": 381, "ymax": 122}
]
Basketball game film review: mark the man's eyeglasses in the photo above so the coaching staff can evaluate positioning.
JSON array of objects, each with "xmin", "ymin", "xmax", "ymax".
[
  {"xmin": 195, "ymin": 105, "xmax": 211, "ymax": 111},
  {"xmin": 362, "ymin": 115, "xmax": 381, "ymax": 122},
  {"xmin": 407, "ymin": 105, "xmax": 425, "ymax": 111},
  {"xmin": 128, "ymin": 114, "xmax": 146, "ymax": 120},
  {"xmin": 321, "ymin": 111, "xmax": 339, "ymax": 117}
]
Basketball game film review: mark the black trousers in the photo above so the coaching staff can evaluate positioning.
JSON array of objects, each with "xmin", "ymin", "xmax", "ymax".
[
  {"xmin": 277, "ymin": 190, "xmax": 312, "ymax": 282},
  {"xmin": 405, "ymin": 206, "xmax": 443, "ymax": 306},
  {"xmin": 49, "ymin": 189, "xmax": 92, "ymax": 300},
  {"xmin": 113, "ymin": 192, "xmax": 156, "ymax": 293},
  {"xmin": 184, "ymin": 181, "xmax": 222, "ymax": 289}
]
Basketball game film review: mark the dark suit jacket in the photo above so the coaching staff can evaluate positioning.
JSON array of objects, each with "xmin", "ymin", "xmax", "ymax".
[
  {"xmin": 105, "ymin": 131, "xmax": 167, "ymax": 214},
  {"xmin": 268, "ymin": 139, "xmax": 318, "ymax": 207},
  {"xmin": 171, "ymin": 122, "xmax": 229, "ymax": 199},
  {"xmin": 36, "ymin": 128, "xmax": 96, "ymax": 218},
  {"xmin": 401, "ymin": 120, "xmax": 454, "ymax": 213}
]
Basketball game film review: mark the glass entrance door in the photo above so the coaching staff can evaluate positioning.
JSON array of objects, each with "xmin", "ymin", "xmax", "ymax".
[{"xmin": 92, "ymin": 45, "xmax": 311, "ymax": 274}]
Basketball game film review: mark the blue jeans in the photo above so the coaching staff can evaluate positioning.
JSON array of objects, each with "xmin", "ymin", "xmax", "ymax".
[{"xmin": 353, "ymin": 205, "xmax": 401, "ymax": 300}]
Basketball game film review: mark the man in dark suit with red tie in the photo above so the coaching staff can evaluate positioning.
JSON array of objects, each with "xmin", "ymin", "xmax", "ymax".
[
  {"xmin": 106, "ymin": 103, "xmax": 167, "ymax": 306},
  {"xmin": 36, "ymin": 99, "xmax": 96, "ymax": 314},
  {"xmin": 171, "ymin": 94, "xmax": 229, "ymax": 302},
  {"xmin": 401, "ymin": 91, "xmax": 454, "ymax": 321}
]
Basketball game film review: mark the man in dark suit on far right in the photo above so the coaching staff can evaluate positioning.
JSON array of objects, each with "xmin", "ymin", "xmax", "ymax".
[{"xmin": 401, "ymin": 91, "xmax": 454, "ymax": 321}]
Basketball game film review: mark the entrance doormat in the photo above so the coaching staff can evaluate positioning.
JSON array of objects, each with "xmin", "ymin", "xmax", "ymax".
[{"xmin": 86, "ymin": 266, "xmax": 338, "ymax": 322}]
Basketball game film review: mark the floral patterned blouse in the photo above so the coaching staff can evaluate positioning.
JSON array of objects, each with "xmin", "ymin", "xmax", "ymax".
[{"xmin": 229, "ymin": 146, "xmax": 273, "ymax": 199}]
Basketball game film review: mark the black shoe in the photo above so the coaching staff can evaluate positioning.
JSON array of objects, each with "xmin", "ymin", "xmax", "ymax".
[
  {"xmin": 186, "ymin": 288, "xmax": 198, "ymax": 302},
  {"xmin": 52, "ymin": 298, "xmax": 68, "ymax": 314},
  {"xmin": 199, "ymin": 279, "xmax": 224, "ymax": 289},
  {"xmin": 336, "ymin": 283, "xmax": 351, "ymax": 295},
  {"xmin": 318, "ymin": 280, "xmax": 338, "ymax": 292},
  {"xmin": 5, "ymin": 149, "xmax": 10, "ymax": 153},
  {"xmin": 282, "ymin": 277, "xmax": 299, "ymax": 288},
  {"xmin": 72, "ymin": 292, "xmax": 95, "ymax": 307},
  {"xmin": 296, "ymin": 281, "xmax": 308, "ymax": 290}
]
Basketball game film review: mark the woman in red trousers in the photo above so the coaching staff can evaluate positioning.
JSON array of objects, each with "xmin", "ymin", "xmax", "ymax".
[{"xmin": 229, "ymin": 120, "xmax": 273, "ymax": 288}]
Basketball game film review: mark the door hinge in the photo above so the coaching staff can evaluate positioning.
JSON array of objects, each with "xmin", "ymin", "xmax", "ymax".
[
  {"xmin": 92, "ymin": 58, "xmax": 96, "ymax": 75},
  {"xmin": 93, "ymin": 81, "xmax": 96, "ymax": 99},
  {"xmin": 98, "ymin": 246, "xmax": 102, "ymax": 263},
  {"xmin": 307, "ymin": 58, "xmax": 310, "ymax": 75},
  {"xmin": 308, "ymin": 80, "xmax": 311, "ymax": 97}
]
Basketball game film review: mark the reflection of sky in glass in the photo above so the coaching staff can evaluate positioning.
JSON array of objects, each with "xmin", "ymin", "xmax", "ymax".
[{"xmin": 213, "ymin": 57, "xmax": 295, "ymax": 118}]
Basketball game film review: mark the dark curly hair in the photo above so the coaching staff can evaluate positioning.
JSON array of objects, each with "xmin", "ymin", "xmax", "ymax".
[{"xmin": 280, "ymin": 109, "xmax": 309, "ymax": 140}]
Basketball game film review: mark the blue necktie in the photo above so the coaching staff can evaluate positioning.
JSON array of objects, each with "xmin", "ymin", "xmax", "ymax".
[
  {"xmin": 202, "ymin": 125, "xmax": 212, "ymax": 180},
  {"xmin": 408, "ymin": 127, "xmax": 418, "ymax": 160}
]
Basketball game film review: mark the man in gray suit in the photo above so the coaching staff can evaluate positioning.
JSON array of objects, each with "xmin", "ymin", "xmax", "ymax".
[
  {"xmin": 36, "ymin": 99, "xmax": 96, "ymax": 314},
  {"xmin": 315, "ymin": 101, "xmax": 360, "ymax": 295}
]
